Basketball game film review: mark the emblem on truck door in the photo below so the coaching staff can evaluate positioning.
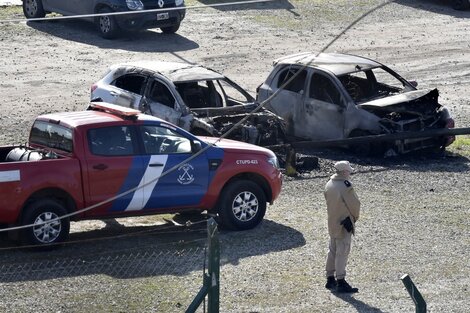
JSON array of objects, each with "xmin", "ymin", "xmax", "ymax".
[{"xmin": 177, "ymin": 164, "xmax": 194, "ymax": 185}]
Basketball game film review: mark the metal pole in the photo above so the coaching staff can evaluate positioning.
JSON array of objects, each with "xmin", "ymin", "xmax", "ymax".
[
  {"xmin": 401, "ymin": 274, "xmax": 427, "ymax": 313},
  {"xmin": 207, "ymin": 218, "xmax": 220, "ymax": 313},
  {"xmin": 267, "ymin": 127, "xmax": 470, "ymax": 150}
]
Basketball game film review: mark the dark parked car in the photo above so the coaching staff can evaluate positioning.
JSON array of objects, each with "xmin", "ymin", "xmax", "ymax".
[{"xmin": 22, "ymin": 0, "xmax": 186, "ymax": 38}]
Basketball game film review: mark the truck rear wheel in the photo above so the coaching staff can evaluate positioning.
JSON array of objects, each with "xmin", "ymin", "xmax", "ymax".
[
  {"xmin": 217, "ymin": 180, "xmax": 266, "ymax": 230},
  {"xmin": 20, "ymin": 199, "xmax": 70, "ymax": 247}
]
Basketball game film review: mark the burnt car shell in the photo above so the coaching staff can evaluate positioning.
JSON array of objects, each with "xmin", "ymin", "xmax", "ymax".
[
  {"xmin": 91, "ymin": 61, "xmax": 287, "ymax": 147},
  {"xmin": 257, "ymin": 52, "xmax": 455, "ymax": 155}
]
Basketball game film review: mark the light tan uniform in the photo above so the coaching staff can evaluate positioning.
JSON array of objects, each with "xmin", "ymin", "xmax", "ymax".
[{"xmin": 324, "ymin": 173, "xmax": 361, "ymax": 279}]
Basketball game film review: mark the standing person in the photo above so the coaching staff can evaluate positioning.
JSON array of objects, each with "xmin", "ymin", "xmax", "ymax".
[{"xmin": 324, "ymin": 161, "xmax": 361, "ymax": 293}]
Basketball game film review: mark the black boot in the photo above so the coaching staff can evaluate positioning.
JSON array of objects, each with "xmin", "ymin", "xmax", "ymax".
[
  {"xmin": 336, "ymin": 279, "xmax": 358, "ymax": 293},
  {"xmin": 325, "ymin": 276, "xmax": 337, "ymax": 290}
]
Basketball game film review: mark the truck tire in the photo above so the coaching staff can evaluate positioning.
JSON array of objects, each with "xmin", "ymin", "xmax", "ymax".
[
  {"xmin": 217, "ymin": 180, "xmax": 266, "ymax": 230},
  {"xmin": 23, "ymin": 0, "xmax": 46, "ymax": 19},
  {"xmin": 20, "ymin": 199, "xmax": 70, "ymax": 246},
  {"xmin": 96, "ymin": 7, "xmax": 121, "ymax": 39}
]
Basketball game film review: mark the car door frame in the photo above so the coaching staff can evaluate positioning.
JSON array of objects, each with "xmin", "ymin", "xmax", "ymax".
[
  {"xmin": 140, "ymin": 76, "xmax": 187, "ymax": 127},
  {"xmin": 301, "ymin": 69, "xmax": 348, "ymax": 140},
  {"xmin": 263, "ymin": 64, "xmax": 309, "ymax": 138}
]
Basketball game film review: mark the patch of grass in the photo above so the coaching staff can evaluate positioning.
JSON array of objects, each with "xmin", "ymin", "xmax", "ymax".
[
  {"xmin": 447, "ymin": 135, "xmax": 470, "ymax": 156},
  {"xmin": 0, "ymin": 5, "xmax": 22, "ymax": 19}
]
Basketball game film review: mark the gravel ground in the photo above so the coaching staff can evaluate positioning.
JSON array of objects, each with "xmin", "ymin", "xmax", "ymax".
[{"xmin": 0, "ymin": 1, "xmax": 469, "ymax": 312}]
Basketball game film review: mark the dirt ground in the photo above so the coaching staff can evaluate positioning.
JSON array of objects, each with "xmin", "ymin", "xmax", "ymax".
[{"xmin": 0, "ymin": 0, "xmax": 469, "ymax": 312}]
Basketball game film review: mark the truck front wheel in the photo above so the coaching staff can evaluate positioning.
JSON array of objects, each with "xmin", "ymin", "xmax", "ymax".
[
  {"xmin": 21, "ymin": 199, "xmax": 70, "ymax": 246},
  {"xmin": 217, "ymin": 180, "xmax": 266, "ymax": 230}
]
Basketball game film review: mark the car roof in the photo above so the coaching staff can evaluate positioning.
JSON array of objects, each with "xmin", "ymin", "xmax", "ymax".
[
  {"xmin": 111, "ymin": 61, "xmax": 225, "ymax": 83},
  {"xmin": 273, "ymin": 52, "xmax": 383, "ymax": 76},
  {"xmin": 37, "ymin": 105, "xmax": 166, "ymax": 129}
]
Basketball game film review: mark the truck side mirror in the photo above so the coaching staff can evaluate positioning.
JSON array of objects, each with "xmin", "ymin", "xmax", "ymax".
[{"xmin": 191, "ymin": 140, "xmax": 202, "ymax": 153}]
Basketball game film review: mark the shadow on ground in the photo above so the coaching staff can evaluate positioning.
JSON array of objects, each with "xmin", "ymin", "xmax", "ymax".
[
  {"xmin": 394, "ymin": 0, "xmax": 470, "ymax": 16},
  {"xmin": 332, "ymin": 293, "xmax": 384, "ymax": 313},
  {"xmin": 0, "ymin": 216, "xmax": 305, "ymax": 282},
  {"xmin": 196, "ymin": 0, "xmax": 294, "ymax": 11},
  {"xmin": 27, "ymin": 19, "xmax": 199, "ymax": 52}
]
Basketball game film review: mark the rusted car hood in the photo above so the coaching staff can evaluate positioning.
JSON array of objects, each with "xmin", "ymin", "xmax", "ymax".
[{"xmin": 358, "ymin": 88, "xmax": 440, "ymax": 115}]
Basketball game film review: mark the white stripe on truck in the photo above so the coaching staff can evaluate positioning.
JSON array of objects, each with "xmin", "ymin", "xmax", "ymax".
[{"xmin": 0, "ymin": 170, "xmax": 20, "ymax": 183}]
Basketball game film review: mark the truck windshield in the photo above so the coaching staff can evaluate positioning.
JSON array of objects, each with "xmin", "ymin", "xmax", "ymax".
[{"xmin": 30, "ymin": 121, "xmax": 73, "ymax": 152}]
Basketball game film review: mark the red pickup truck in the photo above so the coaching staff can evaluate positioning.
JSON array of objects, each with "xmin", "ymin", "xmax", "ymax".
[{"xmin": 0, "ymin": 103, "xmax": 282, "ymax": 246}]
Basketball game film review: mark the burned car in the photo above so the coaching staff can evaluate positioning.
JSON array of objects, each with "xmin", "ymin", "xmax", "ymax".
[
  {"xmin": 91, "ymin": 61, "xmax": 286, "ymax": 146},
  {"xmin": 257, "ymin": 52, "xmax": 455, "ymax": 155}
]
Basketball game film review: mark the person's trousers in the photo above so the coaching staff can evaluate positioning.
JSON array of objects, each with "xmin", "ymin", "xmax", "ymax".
[{"xmin": 325, "ymin": 233, "xmax": 352, "ymax": 279}]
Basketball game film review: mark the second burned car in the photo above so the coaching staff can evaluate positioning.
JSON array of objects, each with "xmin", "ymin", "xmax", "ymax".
[
  {"xmin": 257, "ymin": 52, "xmax": 455, "ymax": 156},
  {"xmin": 91, "ymin": 61, "xmax": 286, "ymax": 146}
]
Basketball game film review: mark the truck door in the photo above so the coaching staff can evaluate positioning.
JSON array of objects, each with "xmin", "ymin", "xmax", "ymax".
[
  {"xmin": 137, "ymin": 124, "xmax": 209, "ymax": 210},
  {"xmin": 84, "ymin": 125, "xmax": 145, "ymax": 217}
]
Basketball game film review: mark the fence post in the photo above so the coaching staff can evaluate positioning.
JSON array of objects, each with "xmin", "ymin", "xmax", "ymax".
[
  {"xmin": 401, "ymin": 274, "xmax": 427, "ymax": 313},
  {"xmin": 186, "ymin": 218, "xmax": 220, "ymax": 313},
  {"xmin": 207, "ymin": 218, "xmax": 220, "ymax": 313}
]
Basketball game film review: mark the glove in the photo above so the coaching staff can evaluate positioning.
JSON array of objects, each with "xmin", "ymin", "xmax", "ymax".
[{"xmin": 340, "ymin": 216, "xmax": 354, "ymax": 234}]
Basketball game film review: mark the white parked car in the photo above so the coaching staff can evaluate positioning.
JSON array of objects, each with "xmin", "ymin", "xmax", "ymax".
[{"xmin": 91, "ymin": 61, "xmax": 286, "ymax": 146}]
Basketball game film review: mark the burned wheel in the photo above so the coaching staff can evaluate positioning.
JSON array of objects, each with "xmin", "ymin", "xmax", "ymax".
[
  {"xmin": 348, "ymin": 129, "xmax": 385, "ymax": 156},
  {"xmin": 21, "ymin": 199, "xmax": 70, "ymax": 246},
  {"xmin": 96, "ymin": 7, "xmax": 121, "ymax": 39},
  {"xmin": 217, "ymin": 180, "xmax": 266, "ymax": 230},
  {"xmin": 23, "ymin": 0, "xmax": 45, "ymax": 19}
]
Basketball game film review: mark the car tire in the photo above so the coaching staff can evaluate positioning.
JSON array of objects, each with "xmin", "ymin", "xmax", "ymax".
[
  {"xmin": 217, "ymin": 180, "xmax": 266, "ymax": 230},
  {"xmin": 22, "ymin": 0, "xmax": 46, "ymax": 19},
  {"xmin": 96, "ymin": 7, "xmax": 121, "ymax": 39},
  {"xmin": 20, "ymin": 199, "xmax": 70, "ymax": 247},
  {"xmin": 161, "ymin": 23, "xmax": 180, "ymax": 34},
  {"xmin": 348, "ymin": 129, "xmax": 384, "ymax": 156},
  {"xmin": 453, "ymin": 0, "xmax": 470, "ymax": 10}
]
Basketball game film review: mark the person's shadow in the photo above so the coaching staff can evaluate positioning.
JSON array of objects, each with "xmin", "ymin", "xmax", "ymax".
[{"xmin": 332, "ymin": 293, "xmax": 384, "ymax": 312}]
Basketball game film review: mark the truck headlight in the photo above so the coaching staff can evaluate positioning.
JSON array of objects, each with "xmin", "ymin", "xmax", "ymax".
[
  {"xmin": 267, "ymin": 156, "xmax": 280, "ymax": 169},
  {"xmin": 126, "ymin": 0, "xmax": 144, "ymax": 10},
  {"xmin": 175, "ymin": 0, "xmax": 185, "ymax": 6}
]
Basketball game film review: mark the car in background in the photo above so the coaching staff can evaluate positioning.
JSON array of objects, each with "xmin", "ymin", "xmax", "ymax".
[
  {"xmin": 257, "ymin": 52, "xmax": 455, "ymax": 156},
  {"xmin": 22, "ymin": 0, "xmax": 186, "ymax": 38},
  {"xmin": 91, "ymin": 61, "xmax": 286, "ymax": 146}
]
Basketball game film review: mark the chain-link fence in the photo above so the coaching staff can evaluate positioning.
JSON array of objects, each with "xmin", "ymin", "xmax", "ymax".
[
  {"xmin": 0, "ymin": 247, "xmax": 205, "ymax": 282},
  {"xmin": 0, "ymin": 222, "xmax": 217, "ymax": 313}
]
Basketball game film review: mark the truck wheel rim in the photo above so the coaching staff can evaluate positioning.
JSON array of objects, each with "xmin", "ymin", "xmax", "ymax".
[
  {"xmin": 33, "ymin": 212, "xmax": 61, "ymax": 243},
  {"xmin": 24, "ymin": 0, "xmax": 38, "ymax": 16},
  {"xmin": 232, "ymin": 191, "xmax": 258, "ymax": 222},
  {"xmin": 99, "ymin": 17, "xmax": 111, "ymax": 33}
]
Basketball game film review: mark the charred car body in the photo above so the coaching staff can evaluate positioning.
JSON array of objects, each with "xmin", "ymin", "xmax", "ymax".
[
  {"xmin": 91, "ymin": 61, "xmax": 286, "ymax": 146},
  {"xmin": 257, "ymin": 52, "xmax": 455, "ymax": 155}
]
